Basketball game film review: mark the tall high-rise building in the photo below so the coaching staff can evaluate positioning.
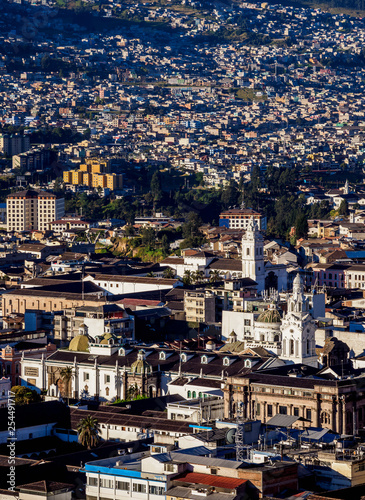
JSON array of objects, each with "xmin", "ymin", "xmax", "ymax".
[
  {"xmin": 0, "ymin": 134, "xmax": 30, "ymax": 156},
  {"xmin": 7, "ymin": 189, "xmax": 65, "ymax": 232}
]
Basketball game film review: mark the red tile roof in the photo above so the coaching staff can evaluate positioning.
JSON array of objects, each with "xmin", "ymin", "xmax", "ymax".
[{"xmin": 174, "ymin": 471, "xmax": 247, "ymax": 489}]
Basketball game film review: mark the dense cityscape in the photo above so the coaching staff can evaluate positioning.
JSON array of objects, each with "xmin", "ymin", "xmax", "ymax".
[{"xmin": 2, "ymin": 0, "xmax": 365, "ymax": 499}]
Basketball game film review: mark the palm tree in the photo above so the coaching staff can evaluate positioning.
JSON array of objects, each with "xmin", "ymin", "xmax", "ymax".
[
  {"xmin": 163, "ymin": 267, "xmax": 175, "ymax": 279},
  {"xmin": 77, "ymin": 415, "xmax": 101, "ymax": 449},
  {"xmin": 127, "ymin": 383, "xmax": 140, "ymax": 400},
  {"xmin": 192, "ymin": 270, "xmax": 205, "ymax": 284},
  {"xmin": 60, "ymin": 366, "xmax": 73, "ymax": 405},
  {"xmin": 182, "ymin": 270, "xmax": 193, "ymax": 285},
  {"xmin": 209, "ymin": 270, "xmax": 222, "ymax": 283},
  {"xmin": 146, "ymin": 271, "xmax": 155, "ymax": 277}
]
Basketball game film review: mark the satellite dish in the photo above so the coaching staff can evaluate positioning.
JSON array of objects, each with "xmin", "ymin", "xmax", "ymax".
[{"xmin": 226, "ymin": 428, "xmax": 236, "ymax": 445}]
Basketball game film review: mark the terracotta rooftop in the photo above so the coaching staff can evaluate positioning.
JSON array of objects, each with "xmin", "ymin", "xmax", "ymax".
[{"xmin": 175, "ymin": 471, "xmax": 247, "ymax": 489}]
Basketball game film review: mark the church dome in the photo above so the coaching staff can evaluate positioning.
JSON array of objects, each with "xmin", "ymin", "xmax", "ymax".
[
  {"xmin": 256, "ymin": 307, "xmax": 281, "ymax": 324},
  {"xmin": 69, "ymin": 334, "xmax": 89, "ymax": 352},
  {"xmin": 131, "ymin": 349, "xmax": 152, "ymax": 375},
  {"xmin": 100, "ymin": 332, "xmax": 116, "ymax": 345}
]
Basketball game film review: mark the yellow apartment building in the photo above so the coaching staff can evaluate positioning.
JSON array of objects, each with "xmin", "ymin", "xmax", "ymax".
[{"xmin": 63, "ymin": 158, "xmax": 122, "ymax": 191}]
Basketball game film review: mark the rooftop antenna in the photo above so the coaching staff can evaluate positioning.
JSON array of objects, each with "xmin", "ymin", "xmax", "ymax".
[
  {"xmin": 235, "ymin": 401, "xmax": 246, "ymax": 462},
  {"xmin": 82, "ymin": 262, "xmax": 85, "ymax": 301}
]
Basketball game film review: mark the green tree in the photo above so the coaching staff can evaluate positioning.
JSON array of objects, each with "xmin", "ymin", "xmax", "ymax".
[
  {"xmin": 338, "ymin": 199, "xmax": 349, "ymax": 216},
  {"xmin": 77, "ymin": 415, "xmax": 101, "ymax": 449},
  {"xmin": 150, "ymin": 171, "xmax": 162, "ymax": 204},
  {"xmin": 11, "ymin": 386, "xmax": 40, "ymax": 406},
  {"xmin": 182, "ymin": 270, "xmax": 193, "ymax": 285},
  {"xmin": 181, "ymin": 212, "xmax": 205, "ymax": 248},
  {"xmin": 141, "ymin": 227, "xmax": 155, "ymax": 249},
  {"xmin": 124, "ymin": 225, "xmax": 135, "ymax": 237},
  {"xmin": 192, "ymin": 270, "xmax": 205, "ymax": 284},
  {"xmin": 161, "ymin": 234, "xmax": 170, "ymax": 255},
  {"xmin": 126, "ymin": 383, "xmax": 140, "ymax": 400},
  {"xmin": 163, "ymin": 267, "xmax": 175, "ymax": 279},
  {"xmin": 60, "ymin": 366, "xmax": 73, "ymax": 405},
  {"xmin": 209, "ymin": 270, "xmax": 222, "ymax": 282},
  {"xmin": 294, "ymin": 213, "xmax": 308, "ymax": 240}
]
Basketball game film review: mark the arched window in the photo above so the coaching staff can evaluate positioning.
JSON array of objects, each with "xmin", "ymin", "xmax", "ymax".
[
  {"xmin": 187, "ymin": 390, "xmax": 191, "ymax": 398},
  {"xmin": 246, "ymin": 248, "xmax": 250, "ymax": 256},
  {"xmin": 274, "ymin": 335, "xmax": 279, "ymax": 342},
  {"xmin": 290, "ymin": 339, "xmax": 294, "ymax": 355},
  {"xmin": 223, "ymin": 357, "xmax": 229, "ymax": 366},
  {"xmin": 306, "ymin": 339, "xmax": 310, "ymax": 354},
  {"xmin": 105, "ymin": 387, "xmax": 109, "ymax": 396},
  {"xmin": 159, "ymin": 351, "xmax": 166, "ymax": 360},
  {"xmin": 260, "ymin": 334, "xmax": 265, "ymax": 341},
  {"xmin": 198, "ymin": 392, "xmax": 202, "ymax": 398},
  {"xmin": 201, "ymin": 356, "xmax": 207, "ymax": 364},
  {"xmin": 192, "ymin": 391, "xmax": 196, "ymax": 398}
]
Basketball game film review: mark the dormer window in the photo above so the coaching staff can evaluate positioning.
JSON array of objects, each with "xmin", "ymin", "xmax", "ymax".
[
  {"xmin": 245, "ymin": 359, "xmax": 251, "ymax": 368},
  {"xmin": 223, "ymin": 357, "xmax": 230, "ymax": 366},
  {"xmin": 159, "ymin": 351, "xmax": 166, "ymax": 361},
  {"xmin": 119, "ymin": 347, "xmax": 125, "ymax": 356},
  {"xmin": 181, "ymin": 353, "xmax": 187, "ymax": 363},
  {"xmin": 201, "ymin": 355, "xmax": 208, "ymax": 364}
]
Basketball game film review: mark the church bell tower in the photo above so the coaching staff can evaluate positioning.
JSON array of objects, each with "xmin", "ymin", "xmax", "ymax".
[{"xmin": 241, "ymin": 218, "xmax": 265, "ymax": 293}]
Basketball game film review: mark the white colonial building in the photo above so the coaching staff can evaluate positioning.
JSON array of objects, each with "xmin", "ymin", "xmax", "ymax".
[{"xmin": 280, "ymin": 274, "xmax": 318, "ymax": 367}]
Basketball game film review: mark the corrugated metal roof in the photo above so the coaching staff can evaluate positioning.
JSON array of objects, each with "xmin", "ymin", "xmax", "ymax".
[
  {"xmin": 266, "ymin": 414, "xmax": 301, "ymax": 427},
  {"xmin": 167, "ymin": 485, "xmax": 234, "ymax": 500},
  {"xmin": 300, "ymin": 428, "xmax": 329, "ymax": 441},
  {"xmin": 175, "ymin": 471, "xmax": 247, "ymax": 489},
  {"xmin": 170, "ymin": 452, "xmax": 243, "ymax": 469}
]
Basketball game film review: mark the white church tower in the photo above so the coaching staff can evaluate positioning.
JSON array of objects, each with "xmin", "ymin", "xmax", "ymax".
[
  {"xmin": 280, "ymin": 274, "xmax": 317, "ymax": 367},
  {"xmin": 241, "ymin": 218, "xmax": 265, "ymax": 293}
]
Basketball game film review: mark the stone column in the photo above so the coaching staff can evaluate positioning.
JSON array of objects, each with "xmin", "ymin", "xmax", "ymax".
[
  {"xmin": 332, "ymin": 397, "xmax": 337, "ymax": 433},
  {"xmin": 115, "ymin": 360, "xmax": 120, "ymax": 401},
  {"xmin": 94, "ymin": 358, "xmax": 99, "ymax": 400},
  {"xmin": 316, "ymin": 393, "xmax": 321, "ymax": 428},
  {"xmin": 73, "ymin": 356, "xmax": 79, "ymax": 399}
]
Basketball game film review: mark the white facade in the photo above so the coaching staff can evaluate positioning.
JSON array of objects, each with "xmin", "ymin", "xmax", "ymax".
[
  {"xmin": 85, "ymin": 453, "xmax": 182, "ymax": 500},
  {"xmin": 85, "ymin": 275, "xmax": 180, "ymax": 295},
  {"xmin": 6, "ymin": 190, "xmax": 65, "ymax": 232},
  {"xmin": 241, "ymin": 219, "xmax": 265, "ymax": 293},
  {"xmin": 280, "ymin": 275, "xmax": 318, "ymax": 367},
  {"xmin": 221, "ymin": 310, "xmax": 255, "ymax": 342}
]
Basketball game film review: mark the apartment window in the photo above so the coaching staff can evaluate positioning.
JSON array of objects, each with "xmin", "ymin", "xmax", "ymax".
[
  {"xmin": 279, "ymin": 406, "xmax": 287, "ymax": 415},
  {"xmin": 256, "ymin": 403, "xmax": 260, "ymax": 416},
  {"xmin": 88, "ymin": 477, "xmax": 98, "ymax": 486},
  {"xmin": 84, "ymin": 373, "xmax": 89, "ymax": 381},
  {"xmin": 149, "ymin": 485, "xmax": 164, "ymax": 495},
  {"xmin": 133, "ymin": 483, "xmax": 146, "ymax": 493},
  {"xmin": 100, "ymin": 478, "xmax": 112, "ymax": 488},
  {"xmin": 306, "ymin": 409, "xmax": 312, "ymax": 421},
  {"xmin": 294, "ymin": 407, "xmax": 299, "ymax": 417},
  {"xmin": 210, "ymin": 468, "xmax": 217, "ymax": 475},
  {"xmin": 244, "ymin": 319, "xmax": 251, "ymax": 326},
  {"xmin": 117, "ymin": 481, "xmax": 130, "ymax": 491},
  {"xmin": 105, "ymin": 375, "xmax": 110, "ymax": 383},
  {"xmin": 267, "ymin": 404, "xmax": 273, "ymax": 417},
  {"xmin": 164, "ymin": 463, "xmax": 175, "ymax": 472}
]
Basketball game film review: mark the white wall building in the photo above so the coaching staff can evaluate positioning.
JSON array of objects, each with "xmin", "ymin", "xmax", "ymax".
[{"xmin": 280, "ymin": 275, "xmax": 318, "ymax": 367}]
